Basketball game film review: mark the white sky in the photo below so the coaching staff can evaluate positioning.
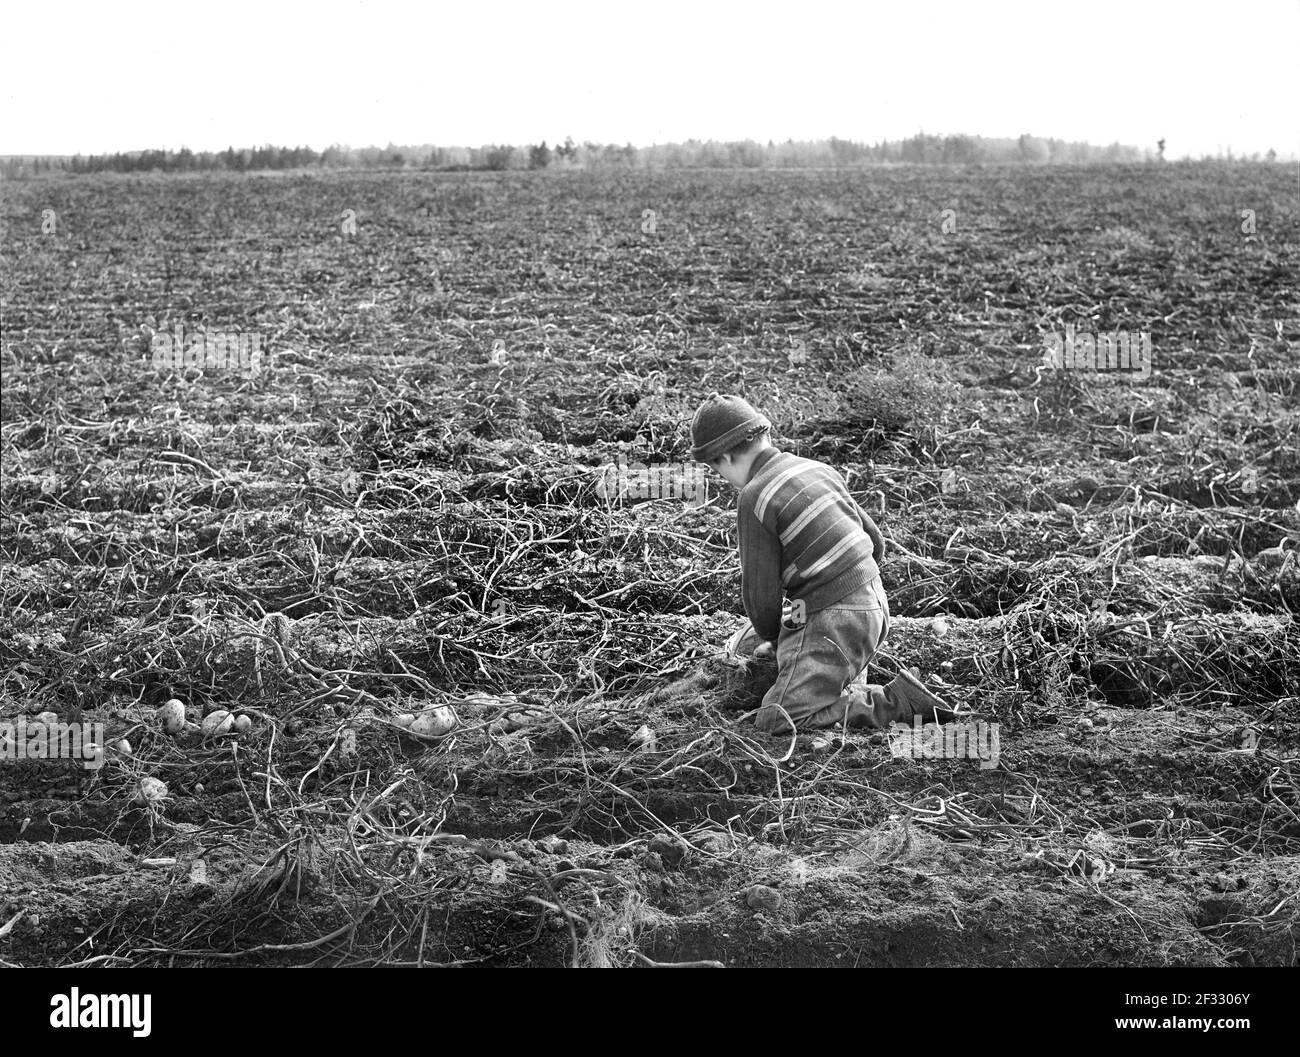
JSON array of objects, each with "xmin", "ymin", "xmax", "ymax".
[{"xmin": 3, "ymin": 0, "xmax": 1298, "ymax": 159}]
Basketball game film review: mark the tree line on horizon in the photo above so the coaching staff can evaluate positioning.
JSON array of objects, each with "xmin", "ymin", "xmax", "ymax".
[{"xmin": 0, "ymin": 134, "xmax": 1281, "ymax": 179}]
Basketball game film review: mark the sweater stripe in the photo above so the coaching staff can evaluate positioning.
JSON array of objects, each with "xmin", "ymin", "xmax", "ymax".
[
  {"xmin": 801, "ymin": 532, "xmax": 865, "ymax": 578},
  {"xmin": 780, "ymin": 492, "xmax": 839, "ymax": 545},
  {"xmin": 755, "ymin": 465, "xmax": 805, "ymax": 521}
]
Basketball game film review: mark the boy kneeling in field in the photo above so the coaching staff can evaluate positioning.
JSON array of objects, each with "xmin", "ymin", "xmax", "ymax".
[{"xmin": 691, "ymin": 394, "xmax": 945, "ymax": 734}]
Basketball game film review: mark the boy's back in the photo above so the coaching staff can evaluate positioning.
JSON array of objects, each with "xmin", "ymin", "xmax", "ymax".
[{"xmin": 738, "ymin": 447, "xmax": 885, "ymax": 643}]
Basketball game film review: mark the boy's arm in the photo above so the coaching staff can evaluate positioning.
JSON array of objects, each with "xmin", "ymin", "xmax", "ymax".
[
  {"xmin": 739, "ymin": 504, "xmax": 784, "ymax": 643},
  {"xmin": 856, "ymin": 502, "xmax": 887, "ymax": 565}
]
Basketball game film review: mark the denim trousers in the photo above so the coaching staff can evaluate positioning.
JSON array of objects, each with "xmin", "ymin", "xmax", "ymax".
[{"xmin": 740, "ymin": 577, "xmax": 890, "ymax": 734}]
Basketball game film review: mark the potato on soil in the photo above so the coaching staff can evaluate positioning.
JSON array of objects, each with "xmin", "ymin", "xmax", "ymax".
[
  {"xmin": 136, "ymin": 777, "xmax": 168, "ymax": 804},
  {"xmin": 201, "ymin": 710, "xmax": 235, "ymax": 737},
  {"xmin": 157, "ymin": 699, "xmax": 186, "ymax": 734},
  {"xmin": 408, "ymin": 706, "xmax": 457, "ymax": 738}
]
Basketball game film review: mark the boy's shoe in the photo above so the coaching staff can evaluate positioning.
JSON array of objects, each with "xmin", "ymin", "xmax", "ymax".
[
  {"xmin": 846, "ymin": 668, "xmax": 949, "ymax": 726},
  {"xmin": 883, "ymin": 668, "xmax": 948, "ymax": 722},
  {"xmin": 843, "ymin": 686, "xmax": 888, "ymax": 729}
]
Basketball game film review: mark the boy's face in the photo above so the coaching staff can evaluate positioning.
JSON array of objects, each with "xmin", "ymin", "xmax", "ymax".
[{"xmin": 704, "ymin": 452, "xmax": 748, "ymax": 489}]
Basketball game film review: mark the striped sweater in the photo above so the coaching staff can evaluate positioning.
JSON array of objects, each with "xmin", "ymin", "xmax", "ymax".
[{"xmin": 738, "ymin": 447, "xmax": 886, "ymax": 642}]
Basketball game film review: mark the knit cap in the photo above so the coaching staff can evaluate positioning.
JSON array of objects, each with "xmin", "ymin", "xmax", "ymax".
[{"xmin": 690, "ymin": 394, "xmax": 771, "ymax": 462}]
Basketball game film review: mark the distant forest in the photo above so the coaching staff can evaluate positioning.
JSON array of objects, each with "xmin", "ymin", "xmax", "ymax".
[{"xmin": 0, "ymin": 134, "xmax": 1282, "ymax": 179}]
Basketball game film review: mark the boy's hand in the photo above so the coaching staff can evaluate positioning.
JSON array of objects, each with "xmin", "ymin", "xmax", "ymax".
[{"xmin": 754, "ymin": 641, "xmax": 775, "ymax": 659}]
